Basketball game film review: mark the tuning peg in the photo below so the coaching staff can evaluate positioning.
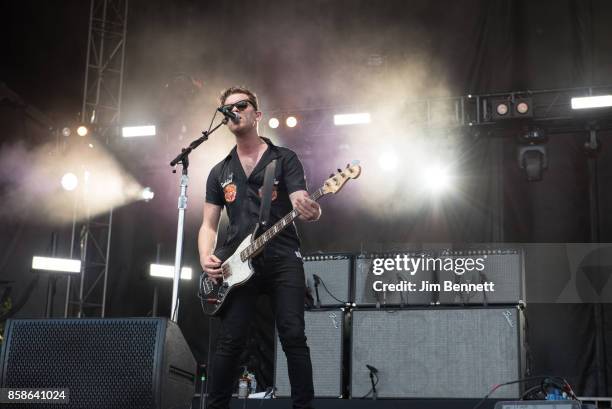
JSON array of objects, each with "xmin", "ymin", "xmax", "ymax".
[
  {"xmin": 337, "ymin": 168, "xmax": 342, "ymax": 173},
  {"xmin": 346, "ymin": 163, "xmax": 350, "ymax": 168},
  {"xmin": 329, "ymin": 173, "xmax": 334, "ymax": 178}
]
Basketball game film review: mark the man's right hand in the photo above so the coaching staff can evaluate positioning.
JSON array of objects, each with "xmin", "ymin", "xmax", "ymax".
[{"xmin": 202, "ymin": 254, "xmax": 223, "ymax": 283}]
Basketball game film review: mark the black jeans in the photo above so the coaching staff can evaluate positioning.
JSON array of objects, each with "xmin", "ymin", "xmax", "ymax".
[{"xmin": 206, "ymin": 256, "xmax": 314, "ymax": 409}]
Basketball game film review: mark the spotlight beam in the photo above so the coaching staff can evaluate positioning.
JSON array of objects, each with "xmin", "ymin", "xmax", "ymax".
[
  {"xmin": 286, "ymin": 116, "xmax": 298, "ymax": 128},
  {"xmin": 423, "ymin": 165, "xmax": 451, "ymax": 193},
  {"xmin": 77, "ymin": 126, "xmax": 89, "ymax": 137},
  {"xmin": 61, "ymin": 173, "xmax": 79, "ymax": 191}
]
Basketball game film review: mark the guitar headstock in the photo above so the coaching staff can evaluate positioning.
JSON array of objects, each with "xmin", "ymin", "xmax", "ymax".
[{"xmin": 321, "ymin": 161, "xmax": 362, "ymax": 195}]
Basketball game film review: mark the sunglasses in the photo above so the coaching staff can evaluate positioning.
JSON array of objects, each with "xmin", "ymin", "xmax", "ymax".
[{"xmin": 221, "ymin": 100, "xmax": 253, "ymax": 112}]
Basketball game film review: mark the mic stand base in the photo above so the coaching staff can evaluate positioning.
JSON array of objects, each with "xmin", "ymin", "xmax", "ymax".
[{"xmin": 370, "ymin": 372, "xmax": 377, "ymax": 401}]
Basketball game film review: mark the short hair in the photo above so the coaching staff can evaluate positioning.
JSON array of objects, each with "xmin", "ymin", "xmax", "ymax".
[{"xmin": 219, "ymin": 86, "xmax": 259, "ymax": 110}]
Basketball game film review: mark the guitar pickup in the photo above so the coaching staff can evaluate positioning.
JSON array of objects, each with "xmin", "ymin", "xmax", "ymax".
[{"xmin": 221, "ymin": 265, "xmax": 231, "ymax": 278}]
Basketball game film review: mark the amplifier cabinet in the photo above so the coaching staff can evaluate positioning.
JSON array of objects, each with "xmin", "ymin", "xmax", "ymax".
[
  {"xmin": 304, "ymin": 254, "xmax": 352, "ymax": 307},
  {"xmin": 275, "ymin": 309, "xmax": 344, "ymax": 398},
  {"xmin": 351, "ymin": 308, "xmax": 524, "ymax": 398},
  {"xmin": 437, "ymin": 249, "xmax": 525, "ymax": 305},
  {"xmin": 354, "ymin": 253, "xmax": 436, "ymax": 306}
]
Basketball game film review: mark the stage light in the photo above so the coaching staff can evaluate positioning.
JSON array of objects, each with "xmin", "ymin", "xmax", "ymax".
[
  {"xmin": 378, "ymin": 151, "xmax": 399, "ymax": 171},
  {"xmin": 32, "ymin": 256, "xmax": 81, "ymax": 273},
  {"xmin": 149, "ymin": 264, "xmax": 192, "ymax": 280},
  {"xmin": 141, "ymin": 187, "xmax": 155, "ymax": 202},
  {"xmin": 518, "ymin": 147, "xmax": 547, "ymax": 181},
  {"xmin": 516, "ymin": 101, "xmax": 530, "ymax": 115},
  {"xmin": 122, "ymin": 125, "xmax": 156, "ymax": 138},
  {"xmin": 61, "ymin": 172, "xmax": 79, "ymax": 191},
  {"xmin": 495, "ymin": 102, "xmax": 510, "ymax": 116},
  {"xmin": 334, "ymin": 113, "xmax": 371, "ymax": 126},
  {"xmin": 492, "ymin": 97, "xmax": 532, "ymax": 119},
  {"xmin": 286, "ymin": 116, "xmax": 298, "ymax": 128},
  {"xmin": 424, "ymin": 165, "xmax": 451, "ymax": 193},
  {"xmin": 268, "ymin": 118, "xmax": 280, "ymax": 129},
  {"xmin": 571, "ymin": 95, "xmax": 612, "ymax": 110},
  {"xmin": 518, "ymin": 127, "xmax": 548, "ymax": 181},
  {"xmin": 61, "ymin": 127, "xmax": 71, "ymax": 137},
  {"xmin": 496, "ymin": 104, "xmax": 509, "ymax": 115},
  {"xmin": 76, "ymin": 126, "xmax": 89, "ymax": 137}
]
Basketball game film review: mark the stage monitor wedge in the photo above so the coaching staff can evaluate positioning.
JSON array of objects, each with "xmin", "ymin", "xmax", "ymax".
[{"xmin": 0, "ymin": 317, "xmax": 196, "ymax": 409}]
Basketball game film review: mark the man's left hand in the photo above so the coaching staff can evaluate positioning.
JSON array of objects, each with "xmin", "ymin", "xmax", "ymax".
[{"xmin": 291, "ymin": 191, "xmax": 321, "ymax": 222}]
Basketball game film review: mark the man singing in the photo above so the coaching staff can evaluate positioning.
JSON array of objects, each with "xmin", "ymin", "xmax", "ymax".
[{"xmin": 199, "ymin": 86, "xmax": 319, "ymax": 409}]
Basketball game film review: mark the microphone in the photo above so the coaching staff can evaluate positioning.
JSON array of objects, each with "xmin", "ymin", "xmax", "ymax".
[
  {"xmin": 217, "ymin": 106, "xmax": 241, "ymax": 123},
  {"xmin": 366, "ymin": 364, "xmax": 378, "ymax": 374},
  {"xmin": 313, "ymin": 274, "xmax": 321, "ymax": 285}
]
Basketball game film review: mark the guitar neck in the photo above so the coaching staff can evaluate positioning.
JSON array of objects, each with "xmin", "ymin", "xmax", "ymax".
[{"xmin": 241, "ymin": 187, "xmax": 324, "ymax": 260}]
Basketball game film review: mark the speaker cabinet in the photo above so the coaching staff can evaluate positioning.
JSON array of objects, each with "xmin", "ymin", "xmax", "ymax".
[
  {"xmin": 437, "ymin": 249, "xmax": 524, "ymax": 305},
  {"xmin": 0, "ymin": 318, "xmax": 196, "ymax": 409},
  {"xmin": 304, "ymin": 255, "xmax": 351, "ymax": 307},
  {"xmin": 274, "ymin": 310, "xmax": 343, "ymax": 397},
  {"xmin": 351, "ymin": 308, "xmax": 524, "ymax": 398},
  {"xmin": 354, "ymin": 253, "xmax": 436, "ymax": 306}
]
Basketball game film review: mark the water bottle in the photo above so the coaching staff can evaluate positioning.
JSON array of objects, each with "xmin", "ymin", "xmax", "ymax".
[
  {"xmin": 238, "ymin": 377, "xmax": 249, "ymax": 399},
  {"xmin": 247, "ymin": 372, "xmax": 257, "ymax": 394}
]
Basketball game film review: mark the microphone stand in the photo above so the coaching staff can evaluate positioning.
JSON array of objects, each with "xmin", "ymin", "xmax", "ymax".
[
  {"xmin": 369, "ymin": 369, "xmax": 378, "ymax": 400},
  {"xmin": 396, "ymin": 273, "xmax": 406, "ymax": 308},
  {"xmin": 313, "ymin": 275, "xmax": 322, "ymax": 308},
  {"xmin": 168, "ymin": 117, "xmax": 228, "ymax": 323}
]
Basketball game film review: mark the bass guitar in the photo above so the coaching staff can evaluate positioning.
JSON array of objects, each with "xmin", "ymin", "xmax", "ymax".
[{"xmin": 199, "ymin": 162, "xmax": 361, "ymax": 315}]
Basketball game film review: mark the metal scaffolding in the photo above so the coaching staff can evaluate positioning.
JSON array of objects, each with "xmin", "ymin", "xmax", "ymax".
[
  {"xmin": 264, "ymin": 85, "xmax": 612, "ymax": 136},
  {"xmin": 81, "ymin": 0, "xmax": 129, "ymax": 135},
  {"xmin": 65, "ymin": 0, "xmax": 128, "ymax": 318}
]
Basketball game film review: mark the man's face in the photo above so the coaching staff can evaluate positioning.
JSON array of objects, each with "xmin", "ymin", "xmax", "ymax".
[{"xmin": 222, "ymin": 93, "xmax": 261, "ymax": 136}]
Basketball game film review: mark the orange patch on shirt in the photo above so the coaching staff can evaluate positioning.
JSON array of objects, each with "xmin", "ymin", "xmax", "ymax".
[
  {"xmin": 259, "ymin": 186, "xmax": 278, "ymax": 201},
  {"xmin": 223, "ymin": 183, "xmax": 237, "ymax": 203}
]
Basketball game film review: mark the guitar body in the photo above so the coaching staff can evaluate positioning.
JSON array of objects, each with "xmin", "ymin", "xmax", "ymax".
[{"xmin": 199, "ymin": 234, "xmax": 256, "ymax": 316}]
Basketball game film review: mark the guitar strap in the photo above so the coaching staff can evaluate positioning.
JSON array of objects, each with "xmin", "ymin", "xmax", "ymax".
[{"xmin": 258, "ymin": 159, "xmax": 277, "ymax": 229}]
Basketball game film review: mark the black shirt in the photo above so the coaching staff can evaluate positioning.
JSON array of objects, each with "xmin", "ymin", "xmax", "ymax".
[{"xmin": 205, "ymin": 137, "xmax": 307, "ymax": 260}]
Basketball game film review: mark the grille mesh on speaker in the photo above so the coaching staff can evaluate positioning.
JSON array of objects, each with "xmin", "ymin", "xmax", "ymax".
[
  {"xmin": 437, "ymin": 250, "xmax": 523, "ymax": 304},
  {"xmin": 351, "ymin": 308, "xmax": 522, "ymax": 399},
  {"xmin": 354, "ymin": 254, "xmax": 436, "ymax": 306},
  {"xmin": 304, "ymin": 256, "xmax": 351, "ymax": 307},
  {"xmin": 274, "ymin": 310, "xmax": 343, "ymax": 397},
  {"xmin": 1, "ymin": 319, "xmax": 161, "ymax": 409}
]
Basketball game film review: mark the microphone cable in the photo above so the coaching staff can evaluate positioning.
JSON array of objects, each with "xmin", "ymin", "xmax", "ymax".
[
  {"xmin": 360, "ymin": 371, "xmax": 379, "ymax": 399},
  {"xmin": 315, "ymin": 275, "xmax": 347, "ymax": 304}
]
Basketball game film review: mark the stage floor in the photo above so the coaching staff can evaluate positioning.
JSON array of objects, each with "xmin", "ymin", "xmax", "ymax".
[{"xmin": 227, "ymin": 398, "xmax": 503, "ymax": 409}]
